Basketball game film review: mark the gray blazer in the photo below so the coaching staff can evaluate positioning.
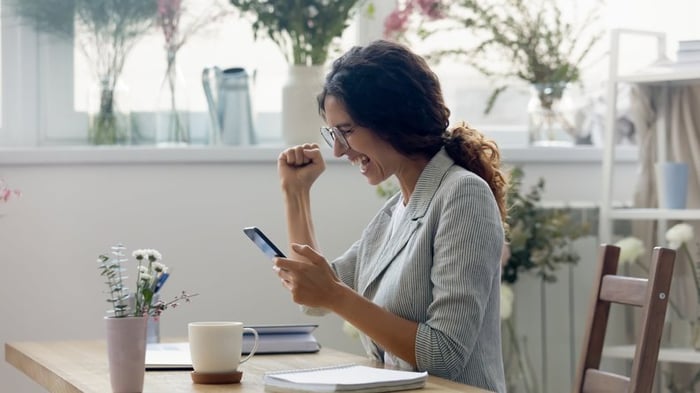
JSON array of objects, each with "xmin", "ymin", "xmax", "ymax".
[{"xmin": 331, "ymin": 148, "xmax": 505, "ymax": 392}]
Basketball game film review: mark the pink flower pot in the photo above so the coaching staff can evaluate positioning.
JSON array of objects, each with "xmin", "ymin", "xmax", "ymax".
[{"xmin": 105, "ymin": 316, "xmax": 148, "ymax": 393}]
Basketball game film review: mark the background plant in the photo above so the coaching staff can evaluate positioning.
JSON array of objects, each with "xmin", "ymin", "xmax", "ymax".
[
  {"xmin": 228, "ymin": 0, "xmax": 372, "ymax": 65},
  {"xmin": 503, "ymin": 166, "xmax": 590, "ymax": 284},
  {"xmin": 9, "ymin": 0, "xmax": 157, "ymax": 144},
  {"xmin": 384, "ymin": 0, "xmax": 603, "ymax": 114}
]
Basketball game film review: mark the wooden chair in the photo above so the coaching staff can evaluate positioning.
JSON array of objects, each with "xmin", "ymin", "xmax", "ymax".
[{"xmin": 572, "ymin": 244, "xmax": 676, "ymax": 393}]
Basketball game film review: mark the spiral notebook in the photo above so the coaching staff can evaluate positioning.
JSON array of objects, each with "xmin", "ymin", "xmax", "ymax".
[{"xmin": 263, "ymin": 364, "xmax": 428, "ymax": 393}]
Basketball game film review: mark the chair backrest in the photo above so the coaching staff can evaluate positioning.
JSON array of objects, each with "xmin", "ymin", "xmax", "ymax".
[{"xmin": 572, "ymin": 244, "xmax": 676, "ymax": 393}]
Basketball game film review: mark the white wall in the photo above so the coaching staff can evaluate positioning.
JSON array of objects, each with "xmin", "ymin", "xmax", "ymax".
[{"xmin": 0, "ymin": 147, "xmax": 638, "ymax": 393}]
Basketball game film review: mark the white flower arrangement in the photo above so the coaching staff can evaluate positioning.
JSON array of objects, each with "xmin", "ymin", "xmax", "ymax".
[{"xmin": 97, "ymin": 244, "xmax": 197, "ymax": 318}]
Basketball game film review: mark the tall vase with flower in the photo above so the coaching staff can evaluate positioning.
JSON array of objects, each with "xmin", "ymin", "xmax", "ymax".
[
  {"xmin": 155, "ymin": 0, "xmax": 189, "ymax": 146},
  {"xmin": 98, "ymin": 244, "xmax": 197, "ymax": 393},
  {"xmin": 154, "ymin": 0, "xmax": 229, "ymax": 146},
  {"xmin": 384, "ymin": 0, "xmax": 603, "ymax": 146},
  {"xmin": 228, "ymin": 0, "xmax": 371, "ymax": 146}
]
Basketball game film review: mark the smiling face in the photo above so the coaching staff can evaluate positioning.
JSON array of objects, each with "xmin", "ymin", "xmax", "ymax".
[{"xmin": 323, "ymin": 95, "xmax": 403, "ymax": 186}]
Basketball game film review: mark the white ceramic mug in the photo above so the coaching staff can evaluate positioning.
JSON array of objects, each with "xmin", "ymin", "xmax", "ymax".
[{"xmin": 188, "ymin": 321, "xmax": 259, "ymax": 374}]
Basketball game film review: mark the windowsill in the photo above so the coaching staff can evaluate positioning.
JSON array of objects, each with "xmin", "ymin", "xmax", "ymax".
[{"xmin": 0, "ymin": 145, "xmax": 639, "ymax": 165}]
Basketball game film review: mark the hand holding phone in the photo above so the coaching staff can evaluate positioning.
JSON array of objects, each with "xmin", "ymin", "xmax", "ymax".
[{"xmin": 243, "ymin": 226, "xmax": 286, "ymax": 259}]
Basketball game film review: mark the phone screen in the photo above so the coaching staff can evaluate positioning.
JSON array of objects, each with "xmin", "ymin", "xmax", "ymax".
[{"xmin": 243, "ymin": 227, "xmax": 286, "ymax": 259}]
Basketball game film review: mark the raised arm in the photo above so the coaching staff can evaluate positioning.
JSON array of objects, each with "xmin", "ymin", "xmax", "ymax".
[{"xmin": 277, "ymin": 143, "xmax": 326, "ymax": 259}]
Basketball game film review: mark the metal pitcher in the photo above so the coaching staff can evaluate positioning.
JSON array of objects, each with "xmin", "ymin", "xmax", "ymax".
[{"xmin": 202, "ymin": 67, "xmax": 256, "ymax": 145}]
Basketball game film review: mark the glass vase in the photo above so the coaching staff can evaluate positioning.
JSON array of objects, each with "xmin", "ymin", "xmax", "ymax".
[
  {"xmin": 502, "ymin": 318, "xmax": 539, "ymax": 393},
  {"xmin": 155, "ymin": 49, "xmax": 190, "ymax": 146},
  {"xmin": 527, "ymin": 82, "xmax": 576, "ymax": 147},
  {"xmin": 88, "ymin": 78, "xmax": 131, "ymax": 145}
]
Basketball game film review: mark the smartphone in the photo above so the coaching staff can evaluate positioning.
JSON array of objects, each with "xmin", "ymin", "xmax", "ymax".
[{"xmin": 243, "ymin": 226, "xmax": 286, "ymax": 259}]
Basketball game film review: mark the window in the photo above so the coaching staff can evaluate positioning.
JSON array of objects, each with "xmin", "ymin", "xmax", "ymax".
[{"xmin": 1, "ymin": 0, "xmax": 699, "ymax": 148}]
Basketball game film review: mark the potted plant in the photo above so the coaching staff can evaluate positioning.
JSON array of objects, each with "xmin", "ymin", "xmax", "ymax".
[
  {"xmin": 98, "ymin": 244, "xmax": 197, "ymax": 392},
  {"xmin": 8, "ymin": 0, "xmax": 156, "ymax": 145},
  {"xmin": 384, "ymin": 0, "xmax": 603, "ymax": 145},
  {"xmin": 228, "ymin": 0, "xmax": 372, "ymax": 145}
]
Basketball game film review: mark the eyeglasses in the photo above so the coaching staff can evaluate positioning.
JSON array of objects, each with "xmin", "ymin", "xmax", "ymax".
[{"xmin": 319, "ymin": 126, "xmax": 353, "ymax": 150}]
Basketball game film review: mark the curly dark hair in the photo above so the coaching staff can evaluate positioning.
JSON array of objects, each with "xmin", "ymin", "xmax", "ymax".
[{"xmin": 317, "ymin": 39, "xmax": 507, "ymax": 223}]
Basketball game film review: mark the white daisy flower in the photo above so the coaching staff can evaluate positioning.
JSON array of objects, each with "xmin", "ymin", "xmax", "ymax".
[
  {"xmin": 665, "ymin": 223, "xmax": 694, "ymax": 249},
  {"xmin": 615, "ymin": 237, "xmax": 645, "ymax": 264}
]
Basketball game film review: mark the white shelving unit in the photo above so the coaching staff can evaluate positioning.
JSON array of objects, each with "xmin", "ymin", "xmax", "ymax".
[
  {"xmin": 599, "ymin": 30, "xmax": 700, "ymax": 392},
  {"xmin": 599, "ymin": 29, "xmax": 700, "ymax": 244},
  {"xmin": 604, "ymin": 345, "xmax": 700, "ymax": 364}
]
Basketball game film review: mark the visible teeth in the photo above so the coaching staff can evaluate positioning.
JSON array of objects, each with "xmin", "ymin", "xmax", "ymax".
[{"xmin": 351, "ymin": 155, "xmax": 368, "ymax": 166}]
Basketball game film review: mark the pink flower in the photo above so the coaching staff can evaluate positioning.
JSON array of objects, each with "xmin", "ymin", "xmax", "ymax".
[
  {"xmin": 157, "ymin": 0, "xmax": 182, "ymax": 49},
  {"xmin": 415, "ymin": 0, "xmax": 446, "ymax": 20},
  {"xmin": 383, "ymin": 0, "xmax": 447, "ymax": 39},
  {"xmin": 383, "ymin": 5, "xmax": 413, "ymax": 39},
  {"xmin": 0, "ymin": 179, "xmax": 21, "ymax": 203}
]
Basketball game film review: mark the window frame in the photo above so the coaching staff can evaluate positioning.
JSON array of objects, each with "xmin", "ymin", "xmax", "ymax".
[{"xmin": 1, "ymin": 4, "xmax": 41, "ymax": 146}]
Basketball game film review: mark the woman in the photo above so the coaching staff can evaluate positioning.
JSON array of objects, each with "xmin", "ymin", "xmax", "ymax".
[{"xmin": 275, "ymin": 39, "xmax": 507, "ymax": 392}]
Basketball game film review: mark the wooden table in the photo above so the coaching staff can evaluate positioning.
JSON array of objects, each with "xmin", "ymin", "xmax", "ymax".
[{"xmin": 5, "ymin": 340, "xmax": 493, "ymax": 392}]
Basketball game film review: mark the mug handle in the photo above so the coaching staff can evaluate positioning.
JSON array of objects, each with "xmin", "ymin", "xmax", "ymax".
[{"xmin": 240, "ymin": 327, "xmax": 259, "ymax": 364}]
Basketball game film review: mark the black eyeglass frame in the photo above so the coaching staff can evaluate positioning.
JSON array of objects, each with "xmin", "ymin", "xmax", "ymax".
[{"xmin": 319, "ymin": 126, "xmax": 353, "ymax": 150}]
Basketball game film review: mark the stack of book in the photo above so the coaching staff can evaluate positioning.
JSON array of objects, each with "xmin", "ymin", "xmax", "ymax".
[
  {"xmin": 676, "ymin": 40, "xmax": 700, "ymax": 64},
  {"xmin": 243, "ymin": 324, "xmax": 320, "ymax": 354}
]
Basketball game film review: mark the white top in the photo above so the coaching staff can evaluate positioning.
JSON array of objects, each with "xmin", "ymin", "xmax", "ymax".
[{"xmin": 389, "ymin": 198, "xmax": 407, "ymax": 241}]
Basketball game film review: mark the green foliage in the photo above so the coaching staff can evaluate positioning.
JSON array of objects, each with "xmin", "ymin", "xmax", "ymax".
[
  {"xmin": 9, "ymin": 0, "xmax": 156, "ymax": 44},
  {"xmin": 97, "ymin": 244, "xmax": 130, "ymax": 318},
  {"xmin": 7, "ymin": 0, "xmax": 75, "ymax": 37},
  {"xmin": 502, "ymin": 167, "xmax": 590, "ymax": 284},
  {"xmin": 229, "ymin": 0, "xmax": 370, "ymax": 65},
  {"xmin": 417, "ymin": 0, "xmax": 603, "ymax": 114}
]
